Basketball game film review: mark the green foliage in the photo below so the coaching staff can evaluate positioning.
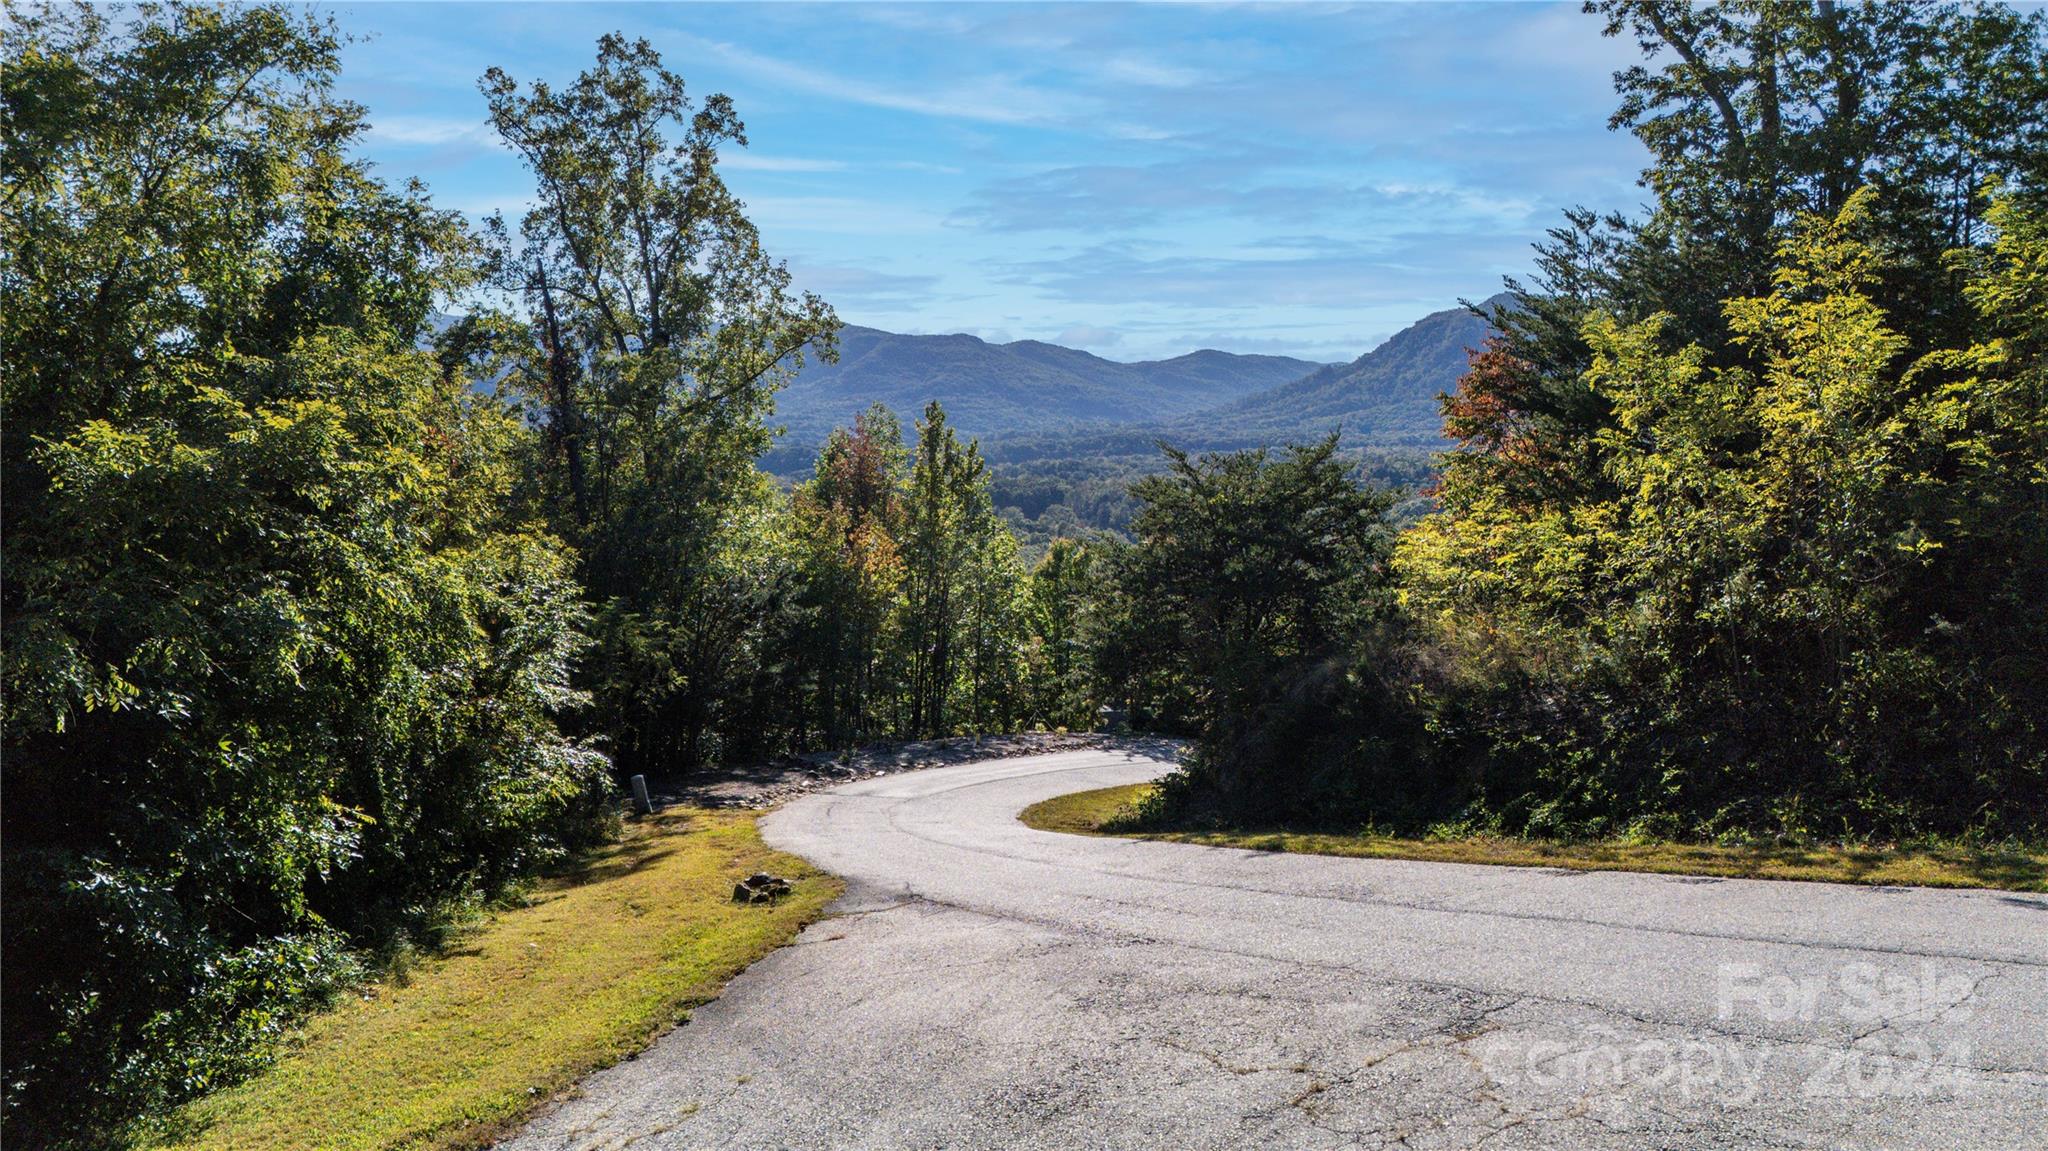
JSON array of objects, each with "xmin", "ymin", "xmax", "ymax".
[
  {"xmin": 1366, "ymin": 2, "xmax": 2048, "ymax": 843},
  {"xmin": 899, "ymin": 404, "xmax": 993, "ymax": 735},
  {"xmin": 1402, "ymin": 189, "xmax": 2048, "ymax": 839},
  {"xmin": 768, "ymin": 401, "xmax": 1073, "ymax": 747},
  {"xmin": 1133, "ymin": 3, "xmax": 2048, "ymax": 842},
  {"xmin": 1522, "ymin": 0, "xmax": 2048, "ymax": 368},
  {"xmin": 780, "ymin": 406, "xmax": 907, "ymax": 747},
  {"xmin": 1024, "ymin": 540, "xmax": 1104, "ymax": 731},
  {"xmin": 9, "ymin": 2, "xmax": 2040, "ymax": 1141},
  {"xmin": 1, "ymin": 5, "xmax": 603, "ymax": 1141},
  {"xmin": 479, "ymin": 33, "xmax": 838, "ymax": 772},
  {"xmin": 1096, "ymin": 439, "xmax": 1414, "ymax": 821}
]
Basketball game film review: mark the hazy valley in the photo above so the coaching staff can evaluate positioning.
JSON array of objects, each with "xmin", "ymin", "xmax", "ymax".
[{"xmin": 769, "ymin": 296, "xmax": 1503, "ymax": 543}]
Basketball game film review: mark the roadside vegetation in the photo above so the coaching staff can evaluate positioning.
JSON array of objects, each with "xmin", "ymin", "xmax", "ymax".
[
  {"xmin": 146, "ymin": 809, "xmax": 837, "ymax": 1151},
  {"xmin": 6, "ymin": 1, "xmax": 2046, "ymax": 1145},
  {"xmin": 1023, "ymin": 785, "xmax": 2048, "ymax": 893},
  {"xmin": 1080, "ymin": 1, "xmax": 2048, "ymax": 852},
  {"xmin": 3, "ymin": 6, "xmax": 1066, "ymax": 1143}
]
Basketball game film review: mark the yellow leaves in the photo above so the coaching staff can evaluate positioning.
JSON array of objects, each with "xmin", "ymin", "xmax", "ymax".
[
  {"xmin": 1395, "ymin": 492, "xmax": 1606, "ymax": 642},
  {"xmin": 1413, "ymin": 189, "xmax": 1984, "ymax": 652},
  {"xmin": 1729, "ymin": 199, "xmax": 1909, "ymax": 424},
  {"xmin": 1764, "ymin": 185, "xmax": 1886, "ymax": 300},
  {"xmin": 80, "ymin": 668, "xmax": 144, "ymax": 719}
]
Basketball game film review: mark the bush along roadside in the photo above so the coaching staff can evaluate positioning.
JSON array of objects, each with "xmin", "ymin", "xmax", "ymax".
[{"xmin": 143, "ymin": 808, "xmax": 839, "ymax": 1151}]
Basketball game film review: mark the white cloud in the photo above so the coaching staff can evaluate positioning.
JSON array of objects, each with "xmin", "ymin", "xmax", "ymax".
[
  {"xmin": 1056, "ymin": 324, "xmax": 1123, "ymax": 349},
  {"xmin": 362, "ymin": 115, "xmax": 496, "ymax": 148},
  {"xmin": 719, "ymin": 153, "xmax": 850, "ymax": 173},
  {"xmin": 444, "ymin": 194, "xmax": 537, "ymax": 222},
  {"xmin": 1094, "ymin": 55, "xmax": 1208, "ymax": 89},
  {"xmin": 790, "ymin": 263, "xmax": 941, "ymax": 305},
  {"xmin": 676, "ymin": 33, "xmax": 1093, "ymax": 128}
]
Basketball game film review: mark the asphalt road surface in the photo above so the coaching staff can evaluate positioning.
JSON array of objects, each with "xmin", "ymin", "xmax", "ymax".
[{"xmin": 500, "ymin": 748, "xmax": 2048, "ymax": 1150}]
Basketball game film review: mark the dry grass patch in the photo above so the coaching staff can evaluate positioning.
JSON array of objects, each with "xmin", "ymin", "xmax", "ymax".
[
  {"xmin": 149, "ymin": 808, "xmax": 840, "ymax": 1151},
  {"xmin": 1021, "ymin": 783, "xmax": 2046, "ymax": 892}
]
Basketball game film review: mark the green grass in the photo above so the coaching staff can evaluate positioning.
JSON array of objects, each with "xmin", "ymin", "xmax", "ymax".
[
  {"xmin": 1020, "ymin": 783, "xmax": 2048, "ymax": 892},
  {"xmin": 147, "ymin": 808, "xmax": 841, "ymax": 1151}
]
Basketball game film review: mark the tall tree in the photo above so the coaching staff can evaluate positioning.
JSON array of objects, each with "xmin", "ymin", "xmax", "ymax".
[
  {"xmin": 1403, "ymin": 190, "xmax": 2048, "ymax": 837},
  {"xmin": 898, "ymin": 403, "xmax": 979, "ymax": 735},
  {"xmin": 1025, "ymin": 539, "xmax": 1101, "ymax": 730},
  {"xmin": 788, "ymin": 406, "xmax": 908, "ymax": 747},
  {"xmin": 481, "ymin": 34, "xmax": 839, "ymax": 769},
  {"xmin": 1489, "ymin": 1, "xmax": 2048, "ymax": 436},
  {"xmin": 961, "ymin": 519, "xmax": 1029, "ymax": 733},
  {"xmin": 1402, "ymin": 3, "xmax": 2048, "ymax": 838}
]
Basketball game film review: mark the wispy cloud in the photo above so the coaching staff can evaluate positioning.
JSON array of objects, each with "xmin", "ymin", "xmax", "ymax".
[
  {"xmin": 678, "ymin": 34, "xmax": 1092, "ymax": 128},
  {"xmin": 720, "ymin": 153, "xmax": 850, "ymax": 173},
  {"xmin": 998, "ymin": 232, "xmax": 1529, "ymax": 311},
  {"xmin": 791, "ymin": 264, "xmax": 942, "ymax": 307},
  {"xmin": 333, "ymin": 0, "xmax": 1650, "ymax": 363},
  {"xmin": 955, "ymin": 151, "xmax": 1540, "ymax": 236},
  {"xmin": 362, "ymin": 114, "xmax": 496, "ymax": 148},
  {"xmin": 1094, "ymin": 54, "xmax": 1209, "ymax": 89}
]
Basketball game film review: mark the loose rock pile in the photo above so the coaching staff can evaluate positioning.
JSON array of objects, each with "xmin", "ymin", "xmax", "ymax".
[{"xmin": 732, "ymin": 872, "xmax": 793, "ymax": 903}]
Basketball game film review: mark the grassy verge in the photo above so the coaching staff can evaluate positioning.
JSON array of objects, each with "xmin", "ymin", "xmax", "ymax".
[
  {"xmin": 148, "ymin": 808, "xmax": 841, "ymax": 1151},
  {"xmin": 1021, "ymin": 783, "xmax": 2047, "ymax": 892}
]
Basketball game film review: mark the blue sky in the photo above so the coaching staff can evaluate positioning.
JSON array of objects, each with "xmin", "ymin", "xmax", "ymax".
[{"xmin": 335, "ymin": 1, "xmax": 1652, "ymax": 362}]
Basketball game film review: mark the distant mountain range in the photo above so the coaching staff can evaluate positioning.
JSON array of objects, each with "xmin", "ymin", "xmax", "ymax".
[
  {"xmin": 766, "ymin": 301, "xmax": 1502, "ymax": 474},
  {"xmin": 977, "ymin": 294, "xmax": 1507, "ymax": 468},
  {"xmin": 763, "ymin": 297, "xmax": 1505, "ymax": 542},
  {"xmin": 443, "ymin": 296, "xmax": 1502, "ymax": 535},
  {"xmin": 763, "ymin": 326, "xmax": 1330, "ymax": 473},
  {"xmin": 1190, "ymin": 293, "xmax": 1509, "ymax": 449}
]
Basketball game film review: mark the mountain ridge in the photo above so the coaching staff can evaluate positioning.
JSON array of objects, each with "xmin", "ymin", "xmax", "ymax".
[
  {"xmin": 765, "ymin": 325, "xmax": 1332, "ymax": 473},
  {"xmin": 977, "ymin": 294, "xmax": 1506, "ymax": 468}
]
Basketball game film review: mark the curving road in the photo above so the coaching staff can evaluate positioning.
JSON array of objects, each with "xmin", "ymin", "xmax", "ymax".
[{"xmin": 501, "ymin": 748, "xmax": 2048, "ymax": 1150}]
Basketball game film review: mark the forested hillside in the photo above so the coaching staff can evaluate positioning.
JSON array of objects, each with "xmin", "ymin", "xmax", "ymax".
[
  {"xmin": 982, "ymin": 298, "xmax": 1496, "ymax": 543},
  {"xmin": 1195, "ymin": 295, "xmax": 1506, "ymax": 447},
  {"xmin": 762, "ymin": 325, "xmax": 1326, "ymax": 473}
]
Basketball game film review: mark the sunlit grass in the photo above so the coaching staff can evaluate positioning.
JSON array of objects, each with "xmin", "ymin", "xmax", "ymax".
[
  {"xmin": 1021, "ymin": 783, "xmax": 2047, "ymax": 892},
  {"xmin": 148, "ymin": 809, "xmax": 840, "ymax": 1151}
]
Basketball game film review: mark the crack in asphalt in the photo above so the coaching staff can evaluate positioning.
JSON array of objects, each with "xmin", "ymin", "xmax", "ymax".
[
  {"xmin": 865, "ymin": 797, "xmax": 2048, "ymax": 970},
  {"xmin": 861, "ymin": 883, "xmax": 2046, "ymax": 1083},
  {"xmin": 497, "ymin": 751, "xmax": 2048, "ymax": 1151}
]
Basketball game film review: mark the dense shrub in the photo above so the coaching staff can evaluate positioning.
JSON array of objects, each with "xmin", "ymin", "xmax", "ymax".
[
  {"xmin": 1402, "ymin": 193, "xmax": 2048, "ymax": 840},
  {"xmin": 1, "ymin": 7, "xmax": 604, "ymax": 1141}
]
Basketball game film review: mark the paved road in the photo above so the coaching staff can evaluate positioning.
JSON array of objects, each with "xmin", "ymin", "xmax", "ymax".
[{"xmin": 501, "ymin": 749, "xmax": 2048, "ymax": 1150}]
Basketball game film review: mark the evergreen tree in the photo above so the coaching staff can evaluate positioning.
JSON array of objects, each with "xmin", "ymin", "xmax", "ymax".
[{"xmin": 898, "ymin": 403, "xmax": 978, "ymax": 735}]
